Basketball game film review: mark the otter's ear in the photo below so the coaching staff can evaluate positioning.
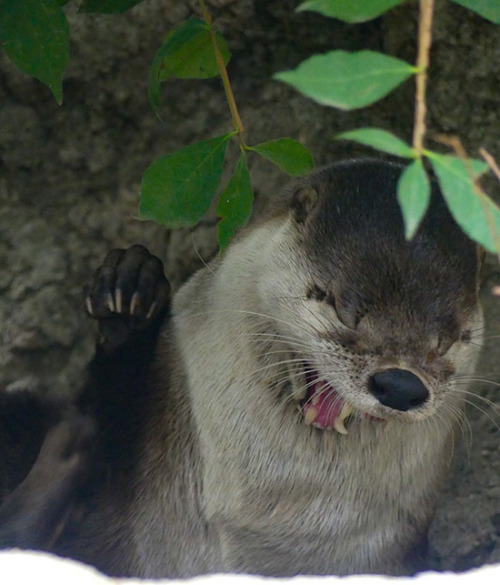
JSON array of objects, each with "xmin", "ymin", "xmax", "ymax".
[{"xmin": 290, "ymin": 185, "xmax": 319, "ymax": 223}]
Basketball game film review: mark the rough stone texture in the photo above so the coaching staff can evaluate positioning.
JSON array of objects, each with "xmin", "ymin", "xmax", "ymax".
[{"xmin": 0, "ymin": 0, "xmax": 499, "ymax": 575}]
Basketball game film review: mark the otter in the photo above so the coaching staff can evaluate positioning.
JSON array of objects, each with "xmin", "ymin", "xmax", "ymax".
[
  {"xmin": 0, "ymin": 159, "xmax": 483, "ymax": 578},
  {"xmin": 0, "ymin": 410, "xmax": 94, "ymax": 550}
]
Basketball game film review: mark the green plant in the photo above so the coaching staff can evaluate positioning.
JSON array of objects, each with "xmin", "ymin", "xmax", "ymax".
[
  {"xmin": 277, "ymin": 0, "xmax": 500, "ymax": 254},
  {"xmin": 0, "ymin": 0, "xmax": 314, "ymax": 250},
  {"xmin": 1, "ymin": 0, "xmax": 499, "ymax": 253},
  {"xmin": 143, "ymin": 1, "xmax": 314, "ymax": 249}
]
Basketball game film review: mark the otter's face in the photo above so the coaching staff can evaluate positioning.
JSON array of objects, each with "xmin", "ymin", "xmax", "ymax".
[{"xmin": 258, "ymin": 160, "xmax": 483, "ymax": 434}]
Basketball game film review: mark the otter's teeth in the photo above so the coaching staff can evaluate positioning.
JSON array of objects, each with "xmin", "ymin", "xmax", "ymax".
[
  {"xmin": 333, "ymin": 402, "xmax": 354, "ymax": 435},
  {"xmin": 293, "ymin": 386, "xmax": 308, "ymax": 401},
  {"xmin": 304, "ymin": 407, "xmax": 318, "ymax": 426}
]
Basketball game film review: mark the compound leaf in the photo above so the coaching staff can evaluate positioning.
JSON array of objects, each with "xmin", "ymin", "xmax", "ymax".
[
  {"xmin": 297, "ymin": 0, "xmax": 406, "ymax": 23},
  {"xmin": 451, "ymin": 0, "xmax": 500, "ymax": 23},
  {"xmin": 79, "ymin": 0, "xmax": 145, "ymax": 13},
  {"xmin": 140, "ymin": 133, "xmax": 233, "ymax": 228},
  {"xmin": 250, "ymin": 138, "xmax": 314, "ymax": 176},
  {"xmin": 217, "ymin": 155, "xmax": 254, "ymax": 251},
  {"xmin": 0, "ymin": 0, "xmax": 69, "ymax": 104},
  {"xmin": 429, "ymin": 153, "xmax": 499, "ymax": 253},
  {"xmin": 397, "ymin": 159, "xmax": 431, "ymax": 239},
  {"xmin": 274, "ymin": 51, "xmax": 415, "ymax": 110},
  {"xmin": 337, "ymin": 128, "xmax": 415, "ymax": 158}
]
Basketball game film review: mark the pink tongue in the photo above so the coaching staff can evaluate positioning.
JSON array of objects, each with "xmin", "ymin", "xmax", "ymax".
[{"xmin": 303, "ymin": 380, "xmax": 344, "ymax": 429}]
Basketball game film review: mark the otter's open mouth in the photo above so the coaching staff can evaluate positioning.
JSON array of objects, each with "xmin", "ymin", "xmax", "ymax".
[
  {"xmin": 300, "ymin": 369, "xmax": 384, "ymax": 434},
  {"xmin": 300, "ymin": 370, "xmax": 354, "ymax": 434}
]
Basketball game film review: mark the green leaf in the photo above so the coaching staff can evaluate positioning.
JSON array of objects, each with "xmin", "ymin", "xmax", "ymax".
[
  {"xmin": 140, "ymin": 133, "xmax": 233, "ymax": 228},
  {"xmin": 217, "ymin": 155, "xmax": 254, "ymax": 251},
  {"xmin": 451, "ymin": 0, "xmax": 500, "ymax": 24},
  {"xmin": 249, "ymin": 138, "xmax": 314, "ymax": 176},
  {"xmin": 337, "ymin": 128, "xmax": 415, "ymax": 158},
  {"xmin": 397, "ymin": 159, "xmax": 431, "ymax": 239},
  {"xmin": 0, "ymin": 0, "xmax": 70, "ymax": 104},
  {"xmin": 159, "ymin": 19, "xmax": 230, "ymax": 81},
  {"xmin": 79, "ymin": 0, "xmax": 145, "ymax": 13},
  {"xmin": 297, "ymin": 0, "xmax": 406, "ymax": 23},
  {"xmin": 274, "ymin": 51, "xmax": 416, "ymax": 110},
  {"xmin": 429, "ymin": 153, "xmax": 500, "ymax": 253},
  {"xmin": 148, "ymin": 18, "xmax": 231, "ymax": 114},
  {"xmin": 148, "ymin": 52, "xmax": 164, "ymax": 116}
]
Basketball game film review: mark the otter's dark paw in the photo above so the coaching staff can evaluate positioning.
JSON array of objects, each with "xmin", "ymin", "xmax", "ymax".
[{"xmin": 85, "ymin": 245, "xmax": 170, "ymax": 351}]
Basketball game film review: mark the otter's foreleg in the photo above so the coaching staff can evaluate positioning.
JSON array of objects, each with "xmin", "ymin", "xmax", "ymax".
[
  {"xmin": 0, "ymin": 415, "xmax": 94, "ymax": 549},
  {"xmin": 0, "ymin": 245, "xmax": 170, "ymax": 552},
  {"xmin": 79, "ymin": 244, "xmax": 171, "ymax": 416}
]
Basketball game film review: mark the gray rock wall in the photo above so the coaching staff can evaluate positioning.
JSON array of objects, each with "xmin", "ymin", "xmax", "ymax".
[{"xmin": 0, "ymin": 0, "xmax": 499, "ymax": 574}]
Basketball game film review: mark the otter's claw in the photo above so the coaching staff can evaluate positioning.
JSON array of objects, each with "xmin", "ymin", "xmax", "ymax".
[{"xmin": 84, "ymin": 245, "xmax": 170, "ymax": 350}]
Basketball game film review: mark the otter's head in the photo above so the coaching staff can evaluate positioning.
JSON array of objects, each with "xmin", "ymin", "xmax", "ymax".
[{"xmin": 258, "ymin": 159, "xmax": 483, "ymax": 434}]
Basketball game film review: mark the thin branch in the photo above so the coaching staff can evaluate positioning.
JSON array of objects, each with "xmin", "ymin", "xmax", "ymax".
[
  {"xmin": 199, "ymin": 0, "xmax": 246, "ymax": 148},
  {"xmin": 480, "ymin": 148, "xmax": 500, "ymax": 183},
  {"xmin": 413, "ymin": 0, "xmax": 435, "ymax": 155}
]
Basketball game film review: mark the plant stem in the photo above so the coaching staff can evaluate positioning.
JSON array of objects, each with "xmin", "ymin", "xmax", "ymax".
[
  {"xmin": 480, "ymin": 148, "xmax": 500, "ymax": 184},
  {"xmin": 199, "ymin": 0, "xmax": 246, "ymax": 148},
  {"xmin": 413, "ymin": 0, "xmax": 435, "ymax": 156}
]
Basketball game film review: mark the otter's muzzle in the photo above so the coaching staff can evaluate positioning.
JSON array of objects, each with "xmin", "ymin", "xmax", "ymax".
[{"xmin": 368, "ymin": 368, "xmax": 429, "ymax": 412}]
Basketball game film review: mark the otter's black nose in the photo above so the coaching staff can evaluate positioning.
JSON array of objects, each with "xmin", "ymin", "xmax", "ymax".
[{"xmin": 368, "ymin": 368, "xmax": 429, "ymax": 411}]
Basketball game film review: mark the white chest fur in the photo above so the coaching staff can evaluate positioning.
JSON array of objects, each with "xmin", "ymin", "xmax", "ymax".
[{"xmin": 171, "ymin": 224, "xmax": 463, "ymax": 576}]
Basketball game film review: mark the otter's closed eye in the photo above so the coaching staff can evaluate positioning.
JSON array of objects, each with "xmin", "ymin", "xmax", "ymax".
[
  {"xmin": 437, "ymin": 332, "xmax": 466, "ymax": 356},
  {"xmin": 306, "ymin": 284, "xmax": 359, "ymax": 329},
  {"xmin": 437, "ymin": 324, "xmax": 470, "ymax": 356},
  {"xmin": 306, "ymin": 284, "xmax": 337, "ymax": 309},
  {"xmin": 437, "ymin": 336, "xmax": 453, "ymax": 356},
  {"xmin": 306, "ymin": 284, "xmax": 327, "ymax": 302}
]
